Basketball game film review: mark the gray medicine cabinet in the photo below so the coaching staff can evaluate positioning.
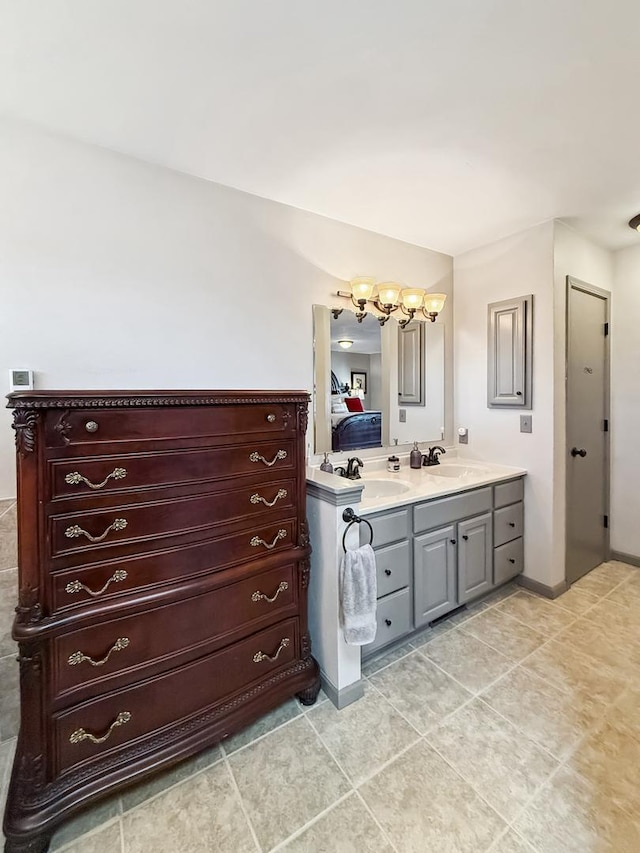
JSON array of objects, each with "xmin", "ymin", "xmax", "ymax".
[{"xmin": 487, "ymin": 294, "xmax": 533, "ymax": 408}]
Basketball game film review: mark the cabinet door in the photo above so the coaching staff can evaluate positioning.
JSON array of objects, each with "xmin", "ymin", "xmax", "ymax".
[
  {"xmin": 398, "ymin": 323, "xmax": 424, "ymax": 405},
  {"xmin": 458, "ymin": 512, "xmax": 493, "ymax": 604},
  {"xmin": 487, "ymin": 295, "xmax": 532, "ymax": 408},
  {"xmin": 414, "ymin": 525, "xmax": 457, "ymax": 628}
]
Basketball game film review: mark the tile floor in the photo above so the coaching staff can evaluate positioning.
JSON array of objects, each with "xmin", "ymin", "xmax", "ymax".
[{"xmin": 2, "ymin": 561, "xmax": 640, "ymax": 852}]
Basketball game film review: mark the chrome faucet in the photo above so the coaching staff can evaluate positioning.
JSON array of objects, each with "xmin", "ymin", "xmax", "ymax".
[
  {"xmin": 335, "ymin": 457, "xmax": 364, "ymax": 479},
  {"xmin": 422, "ymin": 446, "xmax": 446, "ymax": 467}
]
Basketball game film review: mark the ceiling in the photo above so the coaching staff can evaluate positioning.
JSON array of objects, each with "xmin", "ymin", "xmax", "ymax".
[
  {"xmin": 330, "ymin": 311, "xmax": 381, "ymax": 355},
  {"xmin": 2, "ymin": 0, "xmax": 640, "ymax": 255}
]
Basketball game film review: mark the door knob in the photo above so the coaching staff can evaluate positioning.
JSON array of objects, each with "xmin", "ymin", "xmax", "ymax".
[{"xmin": 570, "ymin": 447, "xmax": 587, "ymax": 458}]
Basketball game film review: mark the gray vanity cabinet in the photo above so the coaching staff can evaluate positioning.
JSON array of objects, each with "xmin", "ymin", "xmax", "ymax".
[
  {"xmin": 414, "ymin": 525, "xmax": 457, "ymax": 626},
  {"xmin": 458, "ymin": 512, "xmax": 493, "ymax": 603}
]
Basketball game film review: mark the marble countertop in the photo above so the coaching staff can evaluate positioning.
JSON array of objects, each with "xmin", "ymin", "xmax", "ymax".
[{"xmin": 307, "ymin": 454, "xmax": 526, "ymax": 515}]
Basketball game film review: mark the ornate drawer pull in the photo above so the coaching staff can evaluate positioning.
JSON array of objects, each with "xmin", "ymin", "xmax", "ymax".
[
  {"xmin": 266, "ymin": 413, "xmax": 277, "ymax": 423},
  {"xmin": 68, "ymin": 637, "xmax": 130, "ymax": 667},
  {"xmin": 250, "ymin": 488, "xmax": 287, "ymax": 507},
  {"xmin": 253, "ymin": 638, "xmax": 290, "ymax": 664},
  {"xmin": 250, "ymin": 529, "xmax": 287, "ymax": 550},
  {"xmin": 65, "ymin": 467, "xmax": 127, "ymax": 490},
  {"xmin": 69, "ymin": 711, "xmax": 131, "ymax": 745},
  {"xmin": 85, "ymin": 421, "xmax": 99, "ymax": 433},
  {"xmin": 249, "ymin": 450, "xmax": 287, "ymax": 467},
  {"xmin": 65, "ymin": 518, "xmax": 128, "ymax": 543},
  {"xmin": 251, "ymin": 581, "xmax": 289, "ymax": 603},
  {"xmin": 65, "ymin": 570, "xmax": 128, "ymax": 598}
]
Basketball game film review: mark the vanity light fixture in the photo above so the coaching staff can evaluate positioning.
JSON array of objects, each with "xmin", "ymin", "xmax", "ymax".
[
  {"xmin": 332, "ymin": 278, "xmax": 447, "ymax": 326},
  {"xmin": 629, "ymin": 214, "xmax": 640, "ymax": 232},
  {"xmin": 337, "ymin": 339, "xmax": 354, "ymax": 349}
]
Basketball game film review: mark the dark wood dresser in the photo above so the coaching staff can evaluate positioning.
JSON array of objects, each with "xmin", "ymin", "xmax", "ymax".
[{"xmin": 3, "ymin": 390, "xmax": 319, "ymax": 853}]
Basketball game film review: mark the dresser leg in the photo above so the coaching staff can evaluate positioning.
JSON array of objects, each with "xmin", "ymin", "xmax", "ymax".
[
  {"xmin": 4, "ymin": 834, "xmax": 51, "ymax": 853},
  {"xmin": 296, "ymin": 677, "xmax": 322, "ymax": 707}
]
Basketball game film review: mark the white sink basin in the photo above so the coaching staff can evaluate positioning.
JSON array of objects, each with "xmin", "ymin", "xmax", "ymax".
[
  {"xmin": 426, "ymin": 464, "xmax": 489, "ymax": 478},
  {"xmin": 361, "ymin": 479, "xmax": 412, "ymax": 498}
]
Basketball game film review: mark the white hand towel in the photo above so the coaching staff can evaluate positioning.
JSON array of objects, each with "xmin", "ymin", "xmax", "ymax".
[{"xmin": 340, "ymin": 544, "xmax": 377, "ymax": 645}]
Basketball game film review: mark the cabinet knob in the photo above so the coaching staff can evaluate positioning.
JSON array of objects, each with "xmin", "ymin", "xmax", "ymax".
[
  {"xmin": 450, "ymin": 539, "xmax": 456, "ymax": 545},
  {"xmin": 385, "ymin": 619, "xmax": 392, "ymax": 627},
  {"xmin": 85, "ymin": 421, "xmax": 99, "ymax": 433},
  {"xmin": 516, "ymin": 391, "xmax": 523, "ymax": 396},
  {"xmin": 508, "ymin": 522, "xmax": 516, "ymax": 527},
  {"xmin": 384, "ymin": 569, "xmax": 392, "ymax": 576},
  {"xmin": 509, "ymin": 558, "xmax": 516, "ymax": 564},
  {"xmin": 462, "ymin": 535, "xmax": 469, "ymax": 541}
]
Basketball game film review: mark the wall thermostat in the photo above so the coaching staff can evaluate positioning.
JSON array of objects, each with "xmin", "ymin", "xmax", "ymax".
[{"xmin": 9, "ymin": 369, "xmax": 34, "ymax": 393}]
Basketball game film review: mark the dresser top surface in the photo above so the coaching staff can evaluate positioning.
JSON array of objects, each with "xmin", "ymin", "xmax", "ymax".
[{"xmin": 7, "ymin": 390, "xmax": 310, "ymax": 409}]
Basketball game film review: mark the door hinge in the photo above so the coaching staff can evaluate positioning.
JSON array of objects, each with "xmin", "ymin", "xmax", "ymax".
[
  {"xmin": 604, "ymin": 322, "xmax": 609, "ymax": 336},
  {"xmin": 604, "ymin": 515, "xmax": 609, "ymax": 529},
  {"xmin": 604, "ymin": 419, "xmax": 609, "ymax": 432}
]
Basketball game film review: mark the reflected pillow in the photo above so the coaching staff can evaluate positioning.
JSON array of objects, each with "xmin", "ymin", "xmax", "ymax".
[{"xmin": 344, "ymin": 397, "xmax": 364, "ymax": 413}]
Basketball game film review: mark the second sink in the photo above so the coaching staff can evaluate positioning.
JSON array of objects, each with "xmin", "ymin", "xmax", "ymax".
[{"xmin": 361, "ymin": 479, "xmax": 412, "ymax": 498}]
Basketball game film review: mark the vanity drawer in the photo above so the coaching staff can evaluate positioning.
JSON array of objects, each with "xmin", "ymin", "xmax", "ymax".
[
  {"xmin": 45, "ymin": 404, "xmax": 298, "ymax": 452},
  {"xmin": 49, "ymin": 440, "xmax": 297, "ymax": 501},
  {"xmin": 494, "ymin": 479, "xmax": 524, "ymax": 509},
  {"xmin": 494, "ymin": 537, "xmax": 524, "ymax": 585},
  {"xmin": 494, "ymin": 502, "xmax": 524, "ymax": 547},
  {"xmin": 364, "ymin": 588, "xmax": 412, "ymax": 656},
  {"xmin": 52, "ymin": 564, "xmax": 297, "ymax": 701},
  {"xmin": 361, "ymin": 508, "xmax": 411, "ymax": 549},
  {"xmin": 53, "ymin": 617, "xmax": 299, "ymax": 775},
  {"xmin": 414, "ymin": 488, "xmax": 492, "ymax": 534},
  {"xmin": 375, "ymin": 540, "xmax": 410, "ymax": 598}
]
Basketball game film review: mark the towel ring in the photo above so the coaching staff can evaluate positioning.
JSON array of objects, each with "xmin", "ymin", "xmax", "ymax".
[{"xmin": 342, "ymin": 507, "xmax": 374, "ymax": 552}]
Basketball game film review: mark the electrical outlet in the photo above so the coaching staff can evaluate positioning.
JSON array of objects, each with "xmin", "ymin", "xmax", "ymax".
[
  {"xmin": 520, "ymin": 415, "xmax": 532, "ymax": 433},
  {"xmin": 399, "ymin": 409, "xmax": 406, "ymax": 423}
]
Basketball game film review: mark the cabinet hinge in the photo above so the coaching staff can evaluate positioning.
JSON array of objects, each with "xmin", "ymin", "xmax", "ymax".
[
  {"xmin": 604, "ymin": 322, "xmax": 609, "ymax": 336},
  {"xmin": 604, "ymin": 419, "xmax": 609, "ymax": 432},
  {"xmin": 604, "ymin": 515, "xmax": 609, "ymax": 529}
]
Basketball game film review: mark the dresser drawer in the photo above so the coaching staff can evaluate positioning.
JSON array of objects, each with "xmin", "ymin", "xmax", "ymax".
[
  {"xmin": 51, "ymin": 519, "xmax": 298, "ymax": 609},
  {"xmin": 53, "ymin": 617, "xmax": 299, "ymax": 774},
  {"xmin": 494, "ymin": 538, "xmax": 524, "ymax": 585},
  {"xmin": 493, "ymin": 502, "xmax": 524, "ymax": 547},
  {"xmin": 375, "ymin": 540, "xmax": 411, "ymax": 598},
  {"xmin": 53, "ymin": 564, "xmax": 297, "ymax": 701},
  {"xmin": 49, "ymin": 440, "xmax": 297, "ymax": 501},
  {"xmin": 363, "ymin": 588, "xmax": 412, "ymax": 657},
  {"xmin": 45, "ymin": 403, "xmax": 298, "ymax": 452},
  {"xmin": 50, "ymin": 485, "xmax": 298, "ymax": 559}
]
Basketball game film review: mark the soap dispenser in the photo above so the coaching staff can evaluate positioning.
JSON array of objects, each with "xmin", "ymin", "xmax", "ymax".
[
  {"xmin": 319, "ymin": 452, "xmax": 334, "ymax": 474},
  {"xmin": 410, "ymin": 441, "xmax": 422, "ymax": 469}
]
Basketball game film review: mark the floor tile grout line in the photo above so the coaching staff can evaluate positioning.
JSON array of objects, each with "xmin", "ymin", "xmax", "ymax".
[
  {"xmin": 361, "ymin": 678, "xmax": 423, "ymax": 737},
  {"xmin": 353, "ymin": 789, "xmax": 401, "ymax": 853},
  {"xmin": 420, "ymin": 735, "xmax": 512, "ymax": 842},
  {"xmin": 218, "ymin": 709, "xmax": 304, "ymax": 760},
  {"xmin": 265, "ymin": 791, "xmax": 355, "ymax": 853},
  {"xmin": 221, "ymin": 749, "xmax": 263, "ymax": 853},
  {"xmin": 0, "ymin": 501, "xmax": 16, "ymax": 521},
  {"xmin": 117, "ymin": 752, "xmax": 225, "ymax": 817},
  {"xmin": 53, "ymin": 815, "xmax": 123, "ymax": 853},
  {"xmin": 302, "ymin": 711, "xmax": 362, "ymax": 789}
]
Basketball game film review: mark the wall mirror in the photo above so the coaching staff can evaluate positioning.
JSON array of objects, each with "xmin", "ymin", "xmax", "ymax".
[{"xmin": 313, "ymin": 304, "xmax": 445, "ymax": 455}]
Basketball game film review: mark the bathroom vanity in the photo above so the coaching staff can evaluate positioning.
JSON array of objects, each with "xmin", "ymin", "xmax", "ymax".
[{"xmin": 306, "ymin": 457, "xmax": 526, "ymax": 707}]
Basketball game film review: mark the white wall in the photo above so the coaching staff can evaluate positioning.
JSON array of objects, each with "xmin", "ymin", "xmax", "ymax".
[
  {"xmin": 0, "ymin": 118, "xmax": 453, "ymax": 498},
  {"xmin": 611, "ymin": 243, "xmax": 640, "ymax": 557},
  {"xmin": 552, "ymin": 222, "xmax": 614, "ymax": 574},
  {"xmin": 454, "ymin": 222, "xmax": 557, "ymax": 587}
]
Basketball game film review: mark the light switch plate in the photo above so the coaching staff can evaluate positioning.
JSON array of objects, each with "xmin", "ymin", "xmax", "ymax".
[
  {"xmin": 9, "ymin": 369, "xmax": 34, "ymax": 392},
  {"xmin": 399, "ymin": 409, "xmax": 406, "ymax": 423},
  {"xmin": 520, "ymin": 415, "xmax": 533, "ymax": 433}
]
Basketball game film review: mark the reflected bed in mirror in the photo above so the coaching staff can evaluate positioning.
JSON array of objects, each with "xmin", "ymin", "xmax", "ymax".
[
  {"xmin": 313, "ymin": 304, "xmax": 445, "ymax": 455},
  {"xmin": 329, "ymin": 311, "xmax": 382, "ymax": 452}
]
